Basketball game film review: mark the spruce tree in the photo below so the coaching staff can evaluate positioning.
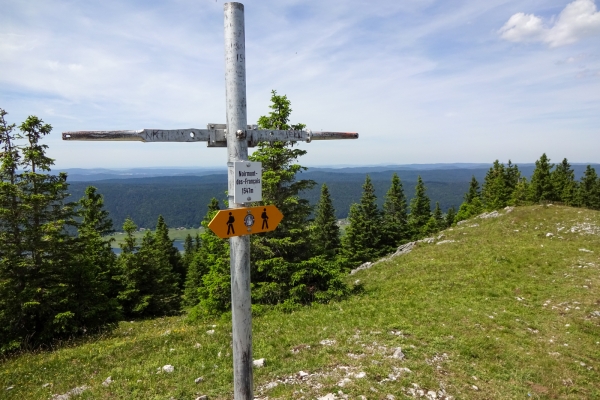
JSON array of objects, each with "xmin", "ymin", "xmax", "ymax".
[
  {"xmin": 342, "ymin": 175, "xmax": 384, "ymax": 264},
  {"xmin": 381, "ymin": 173, "xmax": 409, "ymax": 251},
  {"xmin": 248, "ymin": 91, "xmax": 348, "ymax": 307},
  {"xmin": 0, "ymin": 109, "xmax": 23, "ymax": 352},
  {"xmin": 445, "ymin": 206, "xmax": 456, "ymax": 228},
  {"xmin": 408, "ymin": 176, "xmax": 431, "ymax": 238},
  {"xmin": 70, "ymin": 186, "xmax": 121, "ymax": 330},
  {"xmin": 193, "ymin": 199, "xmax": 231, "ymax": 315},
  {"xmin": 504, "ymin": 160, "xmax": 520, "ymax": 197},
  {"xmin": 155, "ymin": 215, "xmax": 185, "ymax": 288},
  {"xmin": 116, "ymin": 217, "xmax": 180, "ymax": 318},
  {"xmin": 482, "ymin": 160, "xmax": 508, "ymax": 210},
  {"xmin": 577, "ymin": 165, "xmax": 600, "ymax": 209},
  {"xmin": 433, "ymin": 201, "xmax": 444, "ymax": 230},
  {"xmin": 529, "ymin": 153, "xmax": 554, "ymax": 203},
  {"xmin": 455, "ymin": 176, "xmax": 483, "ymax": 223},
  {"xmin": 184, "ymin": 198, "xmax": 221, "ymax": 309},
  {"xmin": 551, "ymin": 158, "xmax": 577, "ymax": 205},
  {"xmin": 0, "ymin": 113, "xmax": 84, "ymax": 349},
  {"xmin": 311, "ymin": 183, "xmax": 340, "ymax": 258},
  {"xmin": 465, "ymin": 176, "xmax": 481, "ymax": 204},
  {"xmin": 510, "ymin": 177, "xmax": 531, "ymax": 206}
]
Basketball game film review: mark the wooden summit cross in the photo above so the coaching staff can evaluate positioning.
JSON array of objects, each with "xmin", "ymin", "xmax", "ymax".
[{"xmin": 62, "ymin": 3, "xmax": 358, "ymax": 399}]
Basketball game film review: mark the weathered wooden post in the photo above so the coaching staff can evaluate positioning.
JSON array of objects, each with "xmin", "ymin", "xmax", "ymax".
[{"xmin": 62, "ymin": 2, "xmax": 358, "ymax": 399}]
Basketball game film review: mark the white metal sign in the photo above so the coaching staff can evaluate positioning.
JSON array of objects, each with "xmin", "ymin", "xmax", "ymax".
[{"xmin": 234, "ymin": 161, "xmax": 262, "ymax": 203}]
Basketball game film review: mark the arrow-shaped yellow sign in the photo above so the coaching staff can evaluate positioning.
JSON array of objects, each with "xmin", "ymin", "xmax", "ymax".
[{"xmin": 208, "ymin": 205, "xmax": 283, "ymax": 239}]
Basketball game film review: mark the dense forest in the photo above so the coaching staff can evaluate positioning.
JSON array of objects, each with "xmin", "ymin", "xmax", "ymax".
[
  {"xmin": 67, "ymin": 164, "xmax": 599, "ymax": 229},
  {"xmin": 2, "ymin": 94, "xmax": 600, "ymax": 354}
]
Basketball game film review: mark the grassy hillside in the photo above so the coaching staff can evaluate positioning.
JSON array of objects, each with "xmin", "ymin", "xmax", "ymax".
[{"xmin": 1, "ymin": 205, "xmax": 599, "ymax": 399}]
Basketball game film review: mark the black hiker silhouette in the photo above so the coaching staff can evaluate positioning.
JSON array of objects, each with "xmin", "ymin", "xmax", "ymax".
[
  {"xmin": 261, "ymin": 208, "xmax": 269, "ymax": 229},
  {"xmin": 227, "ymin": 212, "xmax": 235, "ymax": 235}
]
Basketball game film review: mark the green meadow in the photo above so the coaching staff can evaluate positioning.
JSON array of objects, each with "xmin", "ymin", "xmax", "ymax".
[{"xmin": 1, "ymin": 205, "xmax": 599, "ymax": 399}]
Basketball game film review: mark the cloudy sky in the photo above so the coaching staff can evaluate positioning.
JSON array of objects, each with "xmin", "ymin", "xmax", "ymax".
[{"xmin": 1, "ymin": 0, "xmax": 599, "ymax": 169}]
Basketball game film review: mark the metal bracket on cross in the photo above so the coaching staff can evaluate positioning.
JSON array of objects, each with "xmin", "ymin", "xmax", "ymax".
[{"xmin": 62, "ymin": 124, "xmax": 358, "ymax": 147}]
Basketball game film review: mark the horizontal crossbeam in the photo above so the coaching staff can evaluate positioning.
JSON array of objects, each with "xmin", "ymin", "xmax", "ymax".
[{"xmin": 62, "ymin": 125, "xmax": 358, "ymax": 147}]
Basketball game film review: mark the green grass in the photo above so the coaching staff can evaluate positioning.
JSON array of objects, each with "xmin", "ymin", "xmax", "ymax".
[
  {"xmin": 2, "ymin": 205, "xmax": 600, "ymax": 399},
  {"xmin": 108, "ymin": 228, "xmax": 203, "ymax": 248}
]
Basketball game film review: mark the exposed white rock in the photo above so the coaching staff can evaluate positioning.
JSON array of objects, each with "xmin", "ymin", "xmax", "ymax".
[
  {"xmin": 350, "ymin": 242, "xmax": 416, "ymax": 274},
  {"xmin": 318, "ymin": 394, "xmax": 337, "ymax": 400},
  {"xmin": 102, "ymin": 376, "xmax": 113, "ymax": 387},
  {"xmin": 320, "ymin": 339, "xmax": 336, "ymax": 346},
  {"xmin": 253, "ymin": 358, "xmax": 266, "ymax": 368},
  {"xmin": 546, "ymin": 232, "xmax": 554, "ymax": 237},
  {"xmin": 194, "ymin": 377, "xmax": 203, "ymax": 384},
  {"xmin": 162, "ymin": 365, "xmax": 175, "ymax": 373},
  {"xmin": 51, "ymin": 385, "xmax": 89, "ymax": 400},
  {"xmin": 263, "ymin": 381, "xmax": 278, "ymax": 390},
  {"xmin": 206, "ymin": 329, "xmax": 215, "ymax": 335},
  {"xmin": 337, "ymin": 378, "xmax": 352, "ymax": 387},
  {"xmin": 391, "ymin": 347, "xmax": 405, "ymax": 359},
  {"xmin": 436, "ymin": 240, "xmax": 456, "ymax": 245},
  {"xmin": 579, "ymin": 248, "xmax": 593, "ymax": 253},
  {"xmin": 350, "ymin": 262, "xmax": 372, "ymax": 275},
  {"xmin": 478, "ymin": 211, "xmax": 499, "ymax": 219}
]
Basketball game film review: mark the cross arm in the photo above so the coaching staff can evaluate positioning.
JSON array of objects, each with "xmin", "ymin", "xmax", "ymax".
[{"xmin": 62, "ymin": 125, "xmax": 358, "ymax": 146}]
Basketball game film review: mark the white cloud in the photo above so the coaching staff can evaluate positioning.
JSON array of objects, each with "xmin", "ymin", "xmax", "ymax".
[{"xmin": 499, "ymin": 0, "xmax": 600, "ymax": 47}]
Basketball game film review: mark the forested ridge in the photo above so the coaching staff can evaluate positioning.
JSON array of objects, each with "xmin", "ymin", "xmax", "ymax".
[
  {"xmin": 67, "ymin": 165, "xmax": 600, "ymax": 229},
  {"xmin": 2, "ymin": 94, "xmax": 600, "ymax": 354}
]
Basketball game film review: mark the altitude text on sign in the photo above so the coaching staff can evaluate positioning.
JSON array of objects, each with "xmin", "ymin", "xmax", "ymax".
[{"xmin": 234, "ymin": 161, "xmax": 262, "ymax": 203}]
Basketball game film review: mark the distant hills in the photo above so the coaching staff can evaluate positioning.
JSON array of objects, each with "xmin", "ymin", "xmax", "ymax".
[{"xmin": 64, "ymin": 163, "xmax": 600, "ymax": 229}]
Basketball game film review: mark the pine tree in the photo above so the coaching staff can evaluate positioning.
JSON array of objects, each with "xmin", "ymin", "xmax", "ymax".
[
  {"xmin": 504, "ymin": 160, "xmax": 521, "ymax": 197},
  {"xmin": 551, "ymin": 158, "xmax": 577, "ymax": 205},
  {"xmin": 408, "ymin": 176, "xmax": 431, "ymax": 238},
  {"xmin": 248, "ymin": 91, "xmax": 348, "ymax": 307},
  {"xmin": 445, "ymin": 206, "xmax": 456, "ymax": 228},
  {"xmin": 311, "ymin": 184, "xmax": 340, "ymax": 258},
  {"xmin": 465, "ymin": 176, "xmax": 481, "ymax": 204},
  {"xmin": 184, "ymin": 198, "xmax": 221, "ymax": 309},
  {"xmin": 342, "ymin": 175, "xmax": 384, "ymax": 263},
  {"xmin": 455, "ymin": 176, "xmax": 483, "ymax": 223},
  {"xmin": 482, "ymin": 160, "xmax": 508, "ymax": 210},
  {"xmin": 577, "ymin": 165, "xmax": 600, "ymax": 209},
  {"xmin": 381, "ymin": 173, "xmax": 409, "ymax": 251},
  {"xmin": 193, "ymin": 199, "xmax": 231, "ymax": 315},
  {"xmin": 0, "ymin": 113, "xmax": 83, "ymax": 350},
  {"xmin": 154, "ymin": 215, "xmax": 185, "ymax": 288},
  {"xmin": 0, "ymin": 109, "xmax": 23, "ymax": 352},
  {"xmin": 529, "ymin": 153, "xmax": 554, "ymax": 203},
  {"xmin": 70, "ymin": 186, "xmax": 121, "ymax": 330},
  {"xmin": 510, "ymin": 177, "xmax": 531, "ymax": 206},
  {"xmin": 250, "ymin": 90, "xmax": 315, "ymax": 265},
  {"xmin": 116, "ymin": 217, "xmax": 180, "ymax": 318},
  {"xmin": 433, "ymin": 202, "xmax": 444, "ymax": 230}
]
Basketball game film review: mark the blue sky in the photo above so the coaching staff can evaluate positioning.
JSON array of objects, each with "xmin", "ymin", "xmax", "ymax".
[{"xmin": 1, "ymin": 0, "xmax": 599, "ymax": 168}]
